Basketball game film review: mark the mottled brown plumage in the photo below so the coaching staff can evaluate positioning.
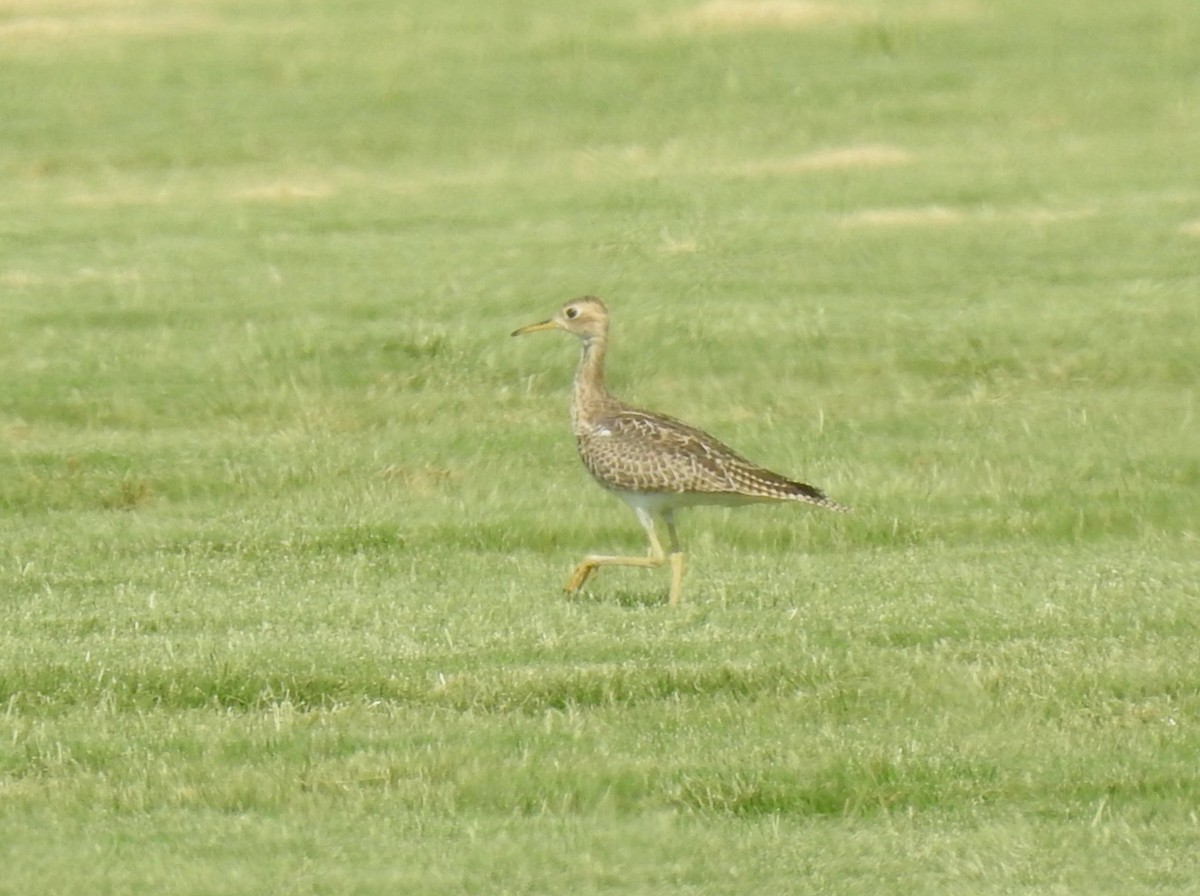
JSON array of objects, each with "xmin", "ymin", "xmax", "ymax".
[{"xmin": 513, "ymin": 296, "xmax": 848, "ymax": 605}]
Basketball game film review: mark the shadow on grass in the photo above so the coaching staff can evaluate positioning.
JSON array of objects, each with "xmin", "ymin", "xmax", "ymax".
[{"xmin": 564, "ymin": 586, "xmax": 669, "ymax": 609}]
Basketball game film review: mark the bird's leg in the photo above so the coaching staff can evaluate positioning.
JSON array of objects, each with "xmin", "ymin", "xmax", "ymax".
[
  {"xmin": 564, "ymin": 507, "xmax": 666, "ymax": 594},
  {"xmin": 663, "ymin": 511, "xmax": 684, "ymax": 607}
]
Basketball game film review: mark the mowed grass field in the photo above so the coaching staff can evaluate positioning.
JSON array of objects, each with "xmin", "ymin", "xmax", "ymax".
[{"xmin": 3, "ymin": 0, "xmax": 1200, "ymax": 891}]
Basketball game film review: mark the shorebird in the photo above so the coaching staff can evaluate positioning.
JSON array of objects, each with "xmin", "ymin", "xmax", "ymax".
[{"xmin": 512, "ymin": 296, "xmax": 848, "ymax": 605}]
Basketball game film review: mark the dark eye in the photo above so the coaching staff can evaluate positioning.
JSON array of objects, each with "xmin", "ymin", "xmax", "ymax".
[{"xmin": 565, "ymin": 306, "xmax": 578, "ymax": 319}]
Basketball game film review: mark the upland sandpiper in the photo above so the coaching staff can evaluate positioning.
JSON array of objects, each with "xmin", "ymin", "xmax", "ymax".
[{"xmin": 512, "ymin": 296, "xmax": 849, "ymax": 606}]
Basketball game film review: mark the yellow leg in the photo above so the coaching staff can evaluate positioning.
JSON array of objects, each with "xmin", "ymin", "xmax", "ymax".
[
  {"xmin": 664, "ymin": 512, "xmax": 684, "ymax": 607},
  {"xmin": 564, "ymin": 507, "xmax": 667, "ymax": 594},
  {"xmin": 667, "ymin": 552, "xmax": 685, "ymax": 606},
  {"xmin": 564, "ymin": 551, "xmax": 665, "ymax": 592},
  {"xmin": 563, "ymin": 507, "xmax": 689, "ymax": 606}
]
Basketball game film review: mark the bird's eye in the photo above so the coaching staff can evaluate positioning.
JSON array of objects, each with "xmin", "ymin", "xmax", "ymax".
[{"xmin": 565, "ymin": 307, "xmax": 579, "ymax": 319}]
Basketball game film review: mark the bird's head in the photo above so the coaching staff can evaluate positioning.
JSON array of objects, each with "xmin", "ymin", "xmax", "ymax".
[{"xmin": 511, "ymin": 296, "xmax": 609, "ymax": 344}]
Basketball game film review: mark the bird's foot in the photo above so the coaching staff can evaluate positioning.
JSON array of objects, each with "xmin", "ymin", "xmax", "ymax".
[{"xmin": 564, "ymin": 562, "xmax": 596, "ymax": 593}]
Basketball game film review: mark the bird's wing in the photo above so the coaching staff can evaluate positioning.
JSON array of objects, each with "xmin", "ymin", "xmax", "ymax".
[{"xmin": 577, "ymin": 407, "xmax": 793, "ymax": 496}]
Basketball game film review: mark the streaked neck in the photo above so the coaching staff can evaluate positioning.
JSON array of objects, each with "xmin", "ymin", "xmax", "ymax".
[{"xmin": 570, "ymin": 336, "xmax": 613, "ymax": 433}]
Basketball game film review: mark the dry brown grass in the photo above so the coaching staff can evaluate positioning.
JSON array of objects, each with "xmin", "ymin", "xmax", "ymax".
[
  {"xmin": 0, "ymin": 0, "xmax": 295, "ymax": 42},
  {"xmin": 0, "ymin": 267, "xmax": 144, "ymax": 288},
  {"xmin": 641, "ymin": 0, "xmax": 981, "ymax": 35},
  {"xmin": 226, "ymin": 181, "xmax": 339, "ymax": 203},
  {"xmin": 838, "ymin": 204, "xmax": 1098, "ymax": 229},
  {"xmin": 645, "ymin": 0, "xmax": 871, "ymax": 34},
  {"xmin": 0, "ymin": 11, "xmax": 216, "ymax": 40},
  {"xmin": 738, "ymin": 145, "xmax": 914, "ymax": 175},
  {"xmin": 839, "ymin": 205, "xmax": 966, "ymax": 228}
]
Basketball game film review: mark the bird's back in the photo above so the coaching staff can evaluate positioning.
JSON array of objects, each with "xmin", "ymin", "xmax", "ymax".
[{"xmin": 575, "ymin": 403, "xmax": 849, "ymax": 512}]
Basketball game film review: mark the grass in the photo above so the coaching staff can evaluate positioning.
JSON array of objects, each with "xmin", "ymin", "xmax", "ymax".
[{"xmin": 3, "ymin": 0, "xmax": 1200, "ymax": 892}]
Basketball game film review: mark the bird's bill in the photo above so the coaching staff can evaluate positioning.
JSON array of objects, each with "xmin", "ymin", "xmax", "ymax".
[{"xmin": 511, "ymin": 319, "xmax": 559, "ymax": 337}]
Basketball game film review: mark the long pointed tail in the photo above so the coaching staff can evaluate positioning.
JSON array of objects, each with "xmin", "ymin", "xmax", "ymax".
[{"xmin": 786, "ymin": 480, "xmax": 852, "ymax": 513}]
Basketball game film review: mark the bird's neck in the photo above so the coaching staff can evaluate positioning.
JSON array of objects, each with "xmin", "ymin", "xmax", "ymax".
[{"xmin": 570, "ymin": 335, "xmax": 616, "ymax": 434}]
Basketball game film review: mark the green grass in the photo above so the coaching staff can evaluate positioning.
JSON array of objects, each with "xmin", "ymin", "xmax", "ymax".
[{"xmin": 3, "ymin": 0, "xmax": 1200, "ymax": 892}]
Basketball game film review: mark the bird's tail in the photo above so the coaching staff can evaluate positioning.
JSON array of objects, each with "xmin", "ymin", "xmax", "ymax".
[{"xmin": 786, "ymin": 480, "xmax": 852, "ymax": 513}]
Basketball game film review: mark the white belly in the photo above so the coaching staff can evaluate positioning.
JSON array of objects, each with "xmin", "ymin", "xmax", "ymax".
[{"xmin": 607, "ymin": 488, "xmax": 770, "ymax": 516}]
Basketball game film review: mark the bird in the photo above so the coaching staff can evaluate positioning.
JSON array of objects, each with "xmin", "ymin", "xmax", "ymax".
[{"xmin": 511, "ymin": 296, "xmax": 849, "ymax": 606}]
